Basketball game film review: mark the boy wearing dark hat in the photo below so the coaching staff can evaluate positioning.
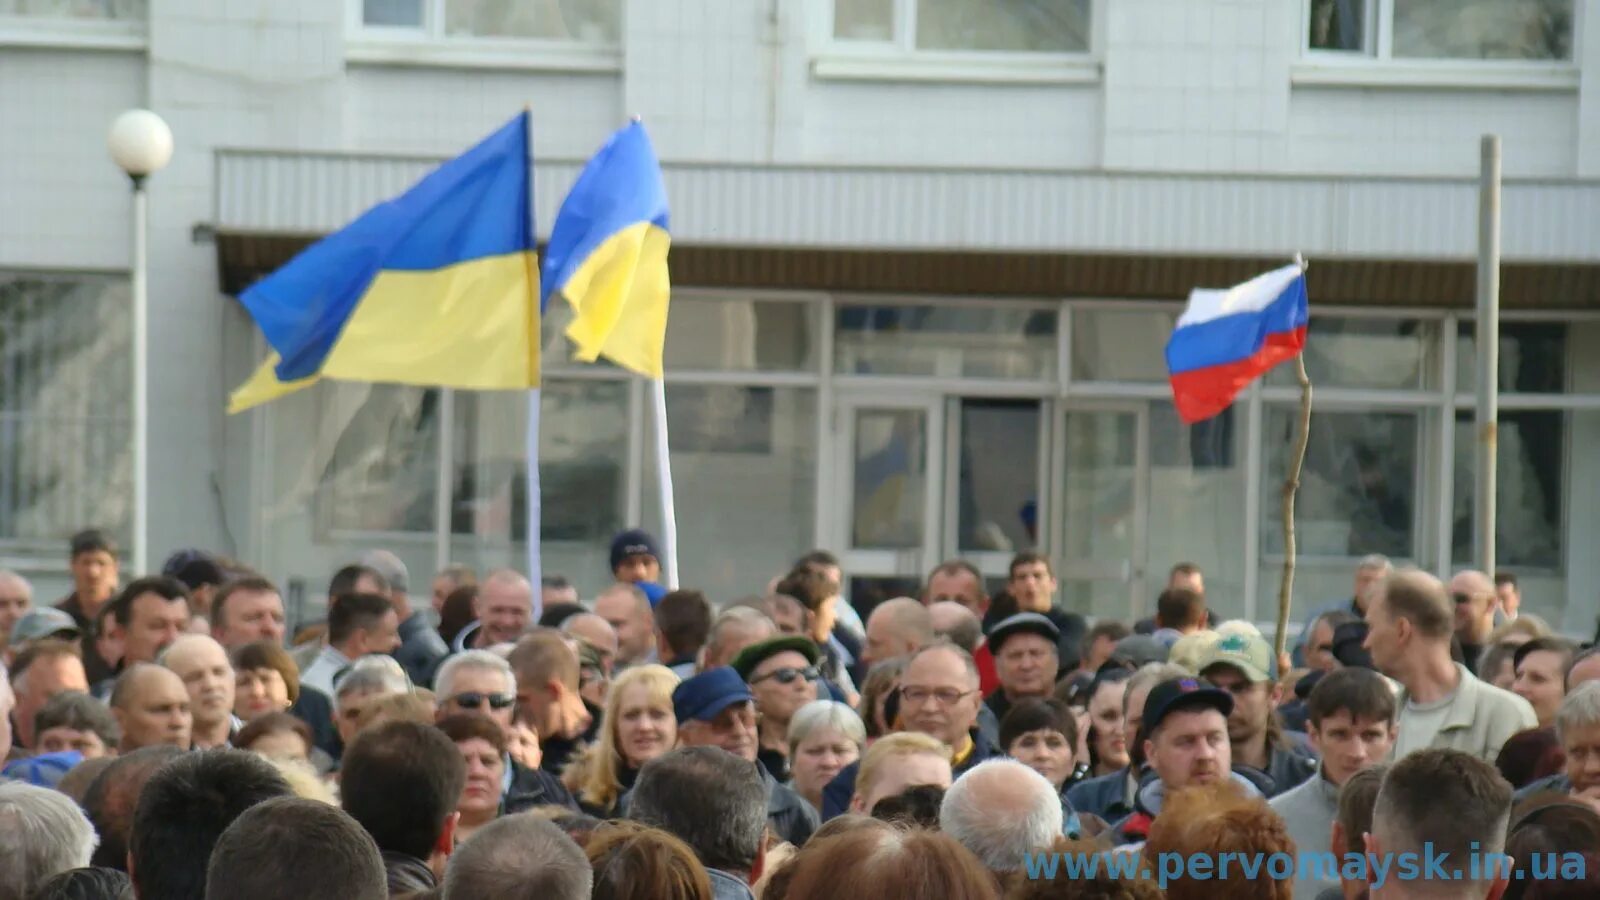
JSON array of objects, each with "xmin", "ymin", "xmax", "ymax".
[{"xmin": 609, "ymin": 529, "xmax": 661, "ymax": 585}]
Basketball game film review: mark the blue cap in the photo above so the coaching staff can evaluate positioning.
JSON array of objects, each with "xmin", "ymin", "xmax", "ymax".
[
  {"xmin": 610, "ymin": 529, "xmax": 661, "ymax": 574},
  {"xmin": 2, "ymin": 750, "xmax": 83, "ymax": 788},
  {"xmin": 672, "ymin": 666, "xmax": 755, "ymax": 724},
  {"xmin": 638, "ymin": 581, "xmax": 667, "ymax": 607}
]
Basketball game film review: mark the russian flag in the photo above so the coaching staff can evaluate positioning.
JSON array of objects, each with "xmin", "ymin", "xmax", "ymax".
[{"xmin": 1165, "ymin": 264, "xmax": 1309, "ymax": 424}]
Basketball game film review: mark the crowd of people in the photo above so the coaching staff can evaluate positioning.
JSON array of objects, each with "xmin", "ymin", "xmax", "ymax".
[{"xmin": 0, "ymin": 528, "xmax": 1595, "ymax": 899}]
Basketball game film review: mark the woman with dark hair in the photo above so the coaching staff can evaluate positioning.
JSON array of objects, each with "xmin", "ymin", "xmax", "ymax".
[
  {"xmin": 235, "ymin": 711, "xmax": 314, "ymax": 764},
  {"xmin": 1078, "ymin": 665, "xmax": 1136, "ymax": 779},
  {"xmin": 437, "ymin": 585, "xmax": 479, "ymax": 648},
  {"xmin": 231, "ymin": 640, "xmax": 300, "ymax": 722},
  {"xmin": 1504, "ymin": 798, "xmax": 1600, "ymax": 900},
  {"xmin": 999, "ymin": 698, "xmax": 1106, "ymax": 839}
]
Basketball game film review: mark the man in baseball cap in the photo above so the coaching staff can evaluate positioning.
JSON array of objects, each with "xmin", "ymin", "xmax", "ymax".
[
  {"xmin": 1109, "ymin": 675, "xmax": 1255, "ymax": 846},
  {"xmin": 1197, "ymin": 632, "xmax": 1317, "ymax": 797},
  {"xmin": 671, "ymin": 667, "xmax": 818, "ymax": 846},
  {"xmin": 7, "ymin": 607, "xmax": 81, "ymax": 651}
]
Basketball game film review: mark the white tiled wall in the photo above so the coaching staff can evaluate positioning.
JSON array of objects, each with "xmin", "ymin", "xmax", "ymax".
[{"xmin": 0, "ymin": 0, "xmax": 1596, "ymax": 573}]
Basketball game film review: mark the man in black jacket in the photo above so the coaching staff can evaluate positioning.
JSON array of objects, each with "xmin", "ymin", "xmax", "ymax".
[
  {"xmin": 671, "ymin": 666, "xmax": 818, "ymax": 846},
  {"xmin": 341, "ymin": 721, "xmax": 464, "ymax": 896},
  {"xmin": 821, "ymin": 641, "xmax": 1000, "ymax": 820}
]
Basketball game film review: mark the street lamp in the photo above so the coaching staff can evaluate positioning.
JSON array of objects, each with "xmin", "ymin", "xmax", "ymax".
[{"xmin": 108, "ymin": 109, "xmax": 173, "ymax": 576}]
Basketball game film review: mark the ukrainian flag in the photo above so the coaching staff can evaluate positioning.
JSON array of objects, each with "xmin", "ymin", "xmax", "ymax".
[
  {"xmin": 541, "ymin": 120, "xmax": 670, "ymax": 379},
  {"xmin": 228, "ymin": 111, "xmax": 539, "ymax": 413}
]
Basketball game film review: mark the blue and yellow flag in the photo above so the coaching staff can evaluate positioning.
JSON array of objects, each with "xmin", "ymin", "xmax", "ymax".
[
  {"xmin": 541, "ymin": 120, "xmax": 670, "ymax": 379},
  {"xmin": 228, "ymin": 111, "xmax": 539, "ymax": 413}
]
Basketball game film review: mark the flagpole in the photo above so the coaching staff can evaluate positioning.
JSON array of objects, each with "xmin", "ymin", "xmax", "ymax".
[
  {"xmin": 650, "ymin": 377, "xmax": 680, "ymax": 590},
  {"xmin": 523, "ymin": 106, "xmax": 543, "ymax": 618},
  {"xmin": 1276, "ymin": 255, "xmax": 1314, "ymax": 666}
]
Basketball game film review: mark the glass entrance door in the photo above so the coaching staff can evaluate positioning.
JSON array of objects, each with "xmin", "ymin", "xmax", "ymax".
[
  {"xmin": 1051, "ymin": 403, "xmax": 1150, "ymax": 620},
  {"xmin": 832, "ymin": 393, "xmax": 943, "ymax": 615}
]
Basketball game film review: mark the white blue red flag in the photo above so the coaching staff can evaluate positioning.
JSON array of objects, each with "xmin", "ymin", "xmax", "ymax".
[{"xmin": 1164, "ymin": 264, "xmax": 1309, "ymax": 424}]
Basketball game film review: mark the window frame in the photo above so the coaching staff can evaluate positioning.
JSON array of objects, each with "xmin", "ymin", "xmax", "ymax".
[
  {"xmin": 812, "ymin": 0, "xmax": 1102, "ymax": 86},
  {"xmin": 1293, "ymin": 0, "xmax": 1582, "ymax": 91},
  {"xmin": 345, "ymin": 0, "xmax": 622, "ymax": 74},
  {"xmin": 0, "ymin": 3, "xmax": 146, "ymax": 51}
]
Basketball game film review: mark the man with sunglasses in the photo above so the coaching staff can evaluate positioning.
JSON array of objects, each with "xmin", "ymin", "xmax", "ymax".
[
  {"xmin": 1449, "ymin": 569, "xmax": 1499, "ymax": 675},
  {"xmin": 731, "ymin": 636, "xmax": 824, "ymax": 782},
  {"xmin": 669, "ymin": 666, "xmax": 818, "ymax": 847},
  {"xmin": 433, "ymin": 649, "xmax": 577, "ymax": 812}
]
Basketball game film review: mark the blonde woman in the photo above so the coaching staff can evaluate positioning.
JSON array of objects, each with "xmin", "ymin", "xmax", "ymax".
[{"xmin": 568, "ymin": 663, "xmax": 680, "ymax": 818}]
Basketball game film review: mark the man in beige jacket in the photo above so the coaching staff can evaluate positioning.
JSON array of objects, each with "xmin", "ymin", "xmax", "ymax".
[{"xmin": 1363, "ymin": 568, "xmax": 1535, "ymax": 764}]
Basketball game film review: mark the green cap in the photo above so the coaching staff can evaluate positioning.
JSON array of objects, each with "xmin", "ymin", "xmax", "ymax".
[
  {"xmin": 730, "ymin": 636, "xmax": 821, "ymax": 682},
  {"xmin": 1197, "ymin": 632, "xmax": 1274, "ymax": 683}
]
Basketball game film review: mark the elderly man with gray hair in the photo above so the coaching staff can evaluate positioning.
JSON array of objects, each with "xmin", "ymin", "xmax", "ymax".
[
  {"xmin": 432, "ymin": 649, "xmax": 578, "ymax": 813},
  {"xmin": 939, "ymin": 758, "xmax": 1063, "ymax": 875},
  {"xmin": 0, "ymin": 781, "xmax": 99, "ymax": 899},
  {"xmin": 360, "ymin": 550, "xmax": 448, "ymax": 686},
  {"xmin": 332, "ymin": 655, "xmax": 412, "ymax": 749}
]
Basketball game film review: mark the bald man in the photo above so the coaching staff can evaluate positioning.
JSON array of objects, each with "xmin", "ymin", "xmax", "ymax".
[
  {"xmin": 701, "ymin": 607, "xmax": 776, "ymax": 671},
  {"xmin": 1449, "ymin": 570, "xmax": 1498, "ymax": 675},
  {"xmin": 862, "ymin": 598, "xmax": 935, "ymax": 668},
  {"xmin": 0, "ymin": 569, "xmax": 32, "ymax": 651},
  {"xmin": 161, "ymin": 634, "xmax": 237, "ymax": 749},
  {"xmin": 594, "ymin": 583, "xmax": 655, "ymax": 667},
  {"xmin": 110, "ymin": 664, "xmax": 193, "ymax": 752},
  {"xmin": 560, "ymin": 613, "xmax": 619, "ymax": 675},
  {"xmin": 470, "ymin": 569, "xmax": 533, "ymax": 649}
]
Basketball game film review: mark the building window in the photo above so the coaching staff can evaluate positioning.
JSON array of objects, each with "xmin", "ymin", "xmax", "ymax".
[
  {"xmin": 360, "ymin": 0, "xmax": 620, "ymax": 43},
  {"xmin": 643, "ymin": 385, "xmax": 818, "ymax": 604},
  {"xmin": 0, "ymin": 274, "xmax": 131, "ymax": 553},
  {"xmin": 1308, "ymin": 0, "xmax": 1574, "ymax": 60},
  {"xmin": 317, "ymin": 385, "xmax": 441, "ymax": 535},
  {"xmin": 835, "ymin": 303, "xmax": 1057, "ymax": 380},
  {"xmin": 0, "ymin": 0, "xmax": 145, "ymax": 21},
  {"xmin": 832, "ymin": 0, "xmax": 1091, "ymax": 54}
]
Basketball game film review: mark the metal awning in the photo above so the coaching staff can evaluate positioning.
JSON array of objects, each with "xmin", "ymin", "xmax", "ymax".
[{"xmin": 212, "ymin": 149, "xmax": 1600, "ymax": 307}]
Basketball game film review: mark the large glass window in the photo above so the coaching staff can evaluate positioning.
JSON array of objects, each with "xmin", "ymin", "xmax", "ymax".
[
  {"xmin": 836, "ymin": 304, "xmax": 1056, "ymax": 380},
  {"xmin": 1266, "ymin": 317, "xmax": 1439, "ymax": 391},
  {"xmin": 0, "ymin": 0, "xmax": 145, "ymax": 20},
  {"xmin": 449, "ymin": 381, "xmax": 629, "ymax": 598},
  {"xmin": 955, "ymin": 399, "xmax": 1039, "ymax": 554},
  {"xmin": 1148, "ymin": 401, "xmax": 1247, "ymax": 621},
  {"xmin": 1451, "ymin": 410, "xmax": 1563, "ymax": 570},
  {"xmin": 664, "ymin": 295, "xmax": 819, "ymax": 373},
  {"xmin": 0, "ymin": 274, "xmax": 131, "ymax": 551},
  {"xmin": 833, "ymin": 0, "xmax": 1090, "ymax": 53},
  {"xmin": 1262, "ymin": 407, "xmax": 1418, "ymax": 560},
  {"xmin": 1071, "ymin": 309, "xmax": 1174, "ymax": 384},
  {"xmin": 643, "ymin": 385, "xmax": 818, "ymax": 604},
  {"xmin": 1456, "ymin": 321, "xmax": 1568, "ymax": 394},
  {"xmin": 361, "ymin": 0, "xmax": 621, "ymax": 42},
  {"xmin": 1307, "ymin": 0, "xmax": 1574, "ymax": 60},
  {"xmin": 260, "ymin": 382, "xmax": 439, "ymax": 625}
]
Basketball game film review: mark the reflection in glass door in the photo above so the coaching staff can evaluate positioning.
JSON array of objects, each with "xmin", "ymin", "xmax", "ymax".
[
  {"xmin": 834, "ymin": 395, "xmax": 942, "ymax": 617},
  {"xmin": 1051, "ymin": 404, "xmax": 1149, "ymax": 621}
]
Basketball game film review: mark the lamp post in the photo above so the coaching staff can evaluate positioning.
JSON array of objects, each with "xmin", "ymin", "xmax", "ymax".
[{"xmin": 107, "ymin": 109, "xmax": 173, "ymax": 576}]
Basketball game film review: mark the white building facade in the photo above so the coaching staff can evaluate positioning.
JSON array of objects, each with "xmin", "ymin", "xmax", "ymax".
[{"xmin": 2, "ymin": 0, "xmax": 1598, "ymax": 632}]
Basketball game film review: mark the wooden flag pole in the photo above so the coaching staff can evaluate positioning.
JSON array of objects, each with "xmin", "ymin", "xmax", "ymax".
[{"xmin": 1276, "ymin": 256, "xmax": 1313, "ymax": 665}]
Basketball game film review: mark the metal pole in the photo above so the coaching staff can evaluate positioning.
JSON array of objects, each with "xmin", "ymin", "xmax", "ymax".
[
  {"xmin": 433, "ymin": 388, "xmax": 454, "ymax": 578},
  {"xmin": 1475, "ymin": 135, "xmax": 1501, "ymax": 577},
  {"xmin": 131, "ymin": 179, "xmax": 149, "ymax": 576},
  {"xmin": 650, "ymin": 377, "xmax": 679, "ymax": 590}
]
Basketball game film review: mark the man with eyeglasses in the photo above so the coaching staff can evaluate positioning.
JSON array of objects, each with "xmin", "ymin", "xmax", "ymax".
[
  {"xmin": 669, "ymin": 666, "xmax": 818, "ymax": 846},
  {"xmin": 1449, "ymin": 569, "xmax": 1499, "ymax": 675},
  {"xmin": 433, "ymin": 649, "xmax": 577, "ymax": 812},
  {"xmin": 730, "ymin": 636, "xmax": 824, "ymax": 782},
  {"xmin": 820, "ymin": 640, "xmax": 998, "ymax": 820}
]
